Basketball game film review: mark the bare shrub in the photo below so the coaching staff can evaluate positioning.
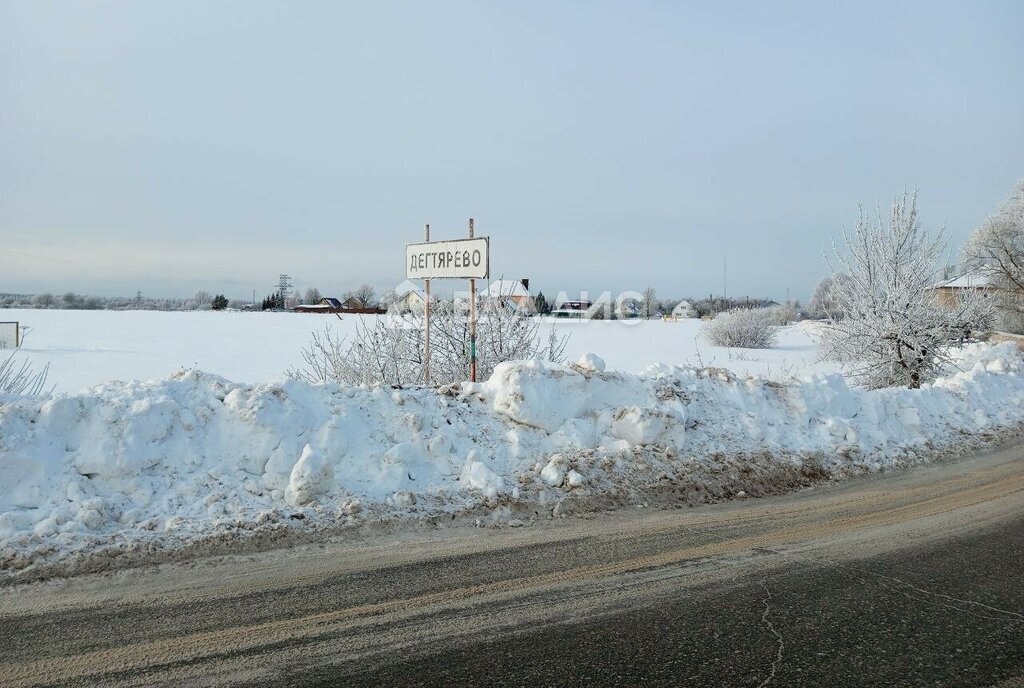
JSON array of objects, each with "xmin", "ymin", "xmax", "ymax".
[
  {"xmin": 292, "ymin": 300, "xmax": 568, "ymax": 387},
  {"xmin": 702, "ymin": 308, "xmax": 779, "ymax": 349},
  {"xmin": 0, "ymin": 350, "xmax": 50, "ymax": 395}
]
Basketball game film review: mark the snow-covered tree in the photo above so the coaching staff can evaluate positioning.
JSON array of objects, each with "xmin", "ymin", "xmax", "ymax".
[
  {"xmin": 963, "ymin": 179, "xmax": 1024, "ymax": 333},
  {"xmin": 763, "ymin": 303, "xmax": 797, "ymax": 326},
  {"xmin": 192, "ymin": 290, "xmax": 213, "ymax": 310},
  {"xmin": 822, "ymin": 191, "xmax": 992, "ymax": 389},
  {"xmin": 32, "ymin": 293, "xmax": 54, "ymax": 309},
  {"xmin": 303, "ymin": 287, "xmax": 322, "ymax": 305},
  {"xmin": 641, "ymin": 287, "xmax": 658, "ymax": 318},
  {"xmin": 808, "ymin": 274, "xmax": 854, "ymax": 319},
  {"xmin": 345, "ymin": 284, "xmax": 377, "ymax": 308}
]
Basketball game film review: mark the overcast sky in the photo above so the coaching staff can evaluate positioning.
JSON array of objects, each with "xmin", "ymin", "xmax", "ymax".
[{"xmin": 2, "ymin": 1, "xmax": 1022, "ymax": 302}]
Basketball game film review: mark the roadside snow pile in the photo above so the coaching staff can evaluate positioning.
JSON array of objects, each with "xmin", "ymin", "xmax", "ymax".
[{"xmin": 2, "ymin": 343, "xmax": 1022, "ymax": 578}]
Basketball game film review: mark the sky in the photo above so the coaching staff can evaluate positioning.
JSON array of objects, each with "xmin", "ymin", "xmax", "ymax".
[{"xmin": 2, "ymin": 1, "xmax": 1023, "ymax": 303}]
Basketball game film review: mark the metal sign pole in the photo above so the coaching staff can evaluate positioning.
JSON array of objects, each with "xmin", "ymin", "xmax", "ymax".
[
  {"xmin": 405, "ymin": 223, "xmax": 488, "ymax": 385},
  {"xmin": 423, "ymin": 223, "xmax": 431, "ymax": 386},
  {"xmin": 468, "ymin": 217, "xmax": 477, "ymax": 383}
]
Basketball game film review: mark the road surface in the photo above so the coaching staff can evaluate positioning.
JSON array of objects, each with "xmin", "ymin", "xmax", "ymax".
[{"xmin": 1, "ymin": 445, "xmax": 1023, "ymax": 687}]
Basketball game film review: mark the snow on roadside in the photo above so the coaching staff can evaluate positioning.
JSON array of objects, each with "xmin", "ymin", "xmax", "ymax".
[{"xmin": 1, "ymin": 342, "xmax": 1022, "ymax": 580}]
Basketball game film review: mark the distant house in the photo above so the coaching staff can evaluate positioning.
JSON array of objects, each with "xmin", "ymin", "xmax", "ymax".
[
  {"xmin": 293, "ymin": 296, "xmax": 384, "ymax": 315},
  {"xmin": 340, "ymin": 297, "xmax": 386, "ymax": 314},
  {"xmin": 615, "ymin": 299, "xmax": 641, "ymax": 319},
  {"xmin": 551, "ymin": 300, "xmax": 593, "ymax": 319},
  {"xmin": 482, "ymin": 279, "xmax": 532, "ymax": 312},
  {"xmin": 671, "ymin": 300, "xmax": 698, "ymax": 319},
  {"xmin": 391, "ymin": 280, "xmax": 427, "ymax": 312},
  {"xmin": 294, "ymin": 297, "xmax": 344, "ymax": 313},
  {"xmin": 931, "ymin": 269, "xmax": 999, "ymax": 307},
  {"xmin": 341, "ymin": 296, "xmax": 364, "ymax": 310}
]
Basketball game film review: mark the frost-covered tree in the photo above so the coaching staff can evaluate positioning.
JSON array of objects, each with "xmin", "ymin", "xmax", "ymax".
[
  {"xmin": 193, "ymin": 290, "xmax": 213, "ymax": 310},
  {"xmin": 763, "ymin": 303, "xmax": 797, "ymax": 326},
  {"xmin": 303, "ymin": 287, "xmax": 322, "ymax": 305},
  {"xmin": 641, "ymin": 287, "xmax": 658, "ymax": 318},
  {"xmin": 378, "ymin": 289, "xmax": 397, "ymax": 312},
  {"xmin": 822, "ymin": 191, "xmax": 992, "ymax": 389},
  {"xmin": 808, "ymin": 274, "xmax": 854, "ymax": 319},
  {"xmin": 32, "ymin": 293, "xmax": 55, "ymax": 309},
  {"xmin": 963, "ymin": 179, "xmax": 1024, "ymax": 333},
  {"xmin": 346, "ymin": 284, "xmax": 377, "ymax": 308}
]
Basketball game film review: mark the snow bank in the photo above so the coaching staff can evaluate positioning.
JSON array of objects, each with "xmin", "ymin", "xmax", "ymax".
[{"xmin": 1, "ymin": 343, "xmax": 1022, "ymax": 578}]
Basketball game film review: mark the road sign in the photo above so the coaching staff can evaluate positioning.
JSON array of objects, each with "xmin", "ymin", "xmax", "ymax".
[{"xmin": 406, "ymin": 237, "xmax": 490, "ymax": 280}]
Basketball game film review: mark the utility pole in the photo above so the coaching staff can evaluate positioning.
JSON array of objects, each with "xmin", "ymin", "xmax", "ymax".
[{"xmin": 276, "ymin": 274, "xmax": 293, "ymax": 307}]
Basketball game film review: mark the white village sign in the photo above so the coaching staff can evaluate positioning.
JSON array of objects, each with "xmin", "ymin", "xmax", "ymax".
[
  {"xmin": 405, "ymin": 237, "xmax": 489, "ymax": 280},
  {"xmin": 406, "ymin": 220, "xmax": 490, "ymax": 385}
]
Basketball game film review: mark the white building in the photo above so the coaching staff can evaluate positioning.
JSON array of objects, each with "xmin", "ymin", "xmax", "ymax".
[
  {"xmin": 671, "ymin": 300, "xmax": 698, "ymax": 319},
  {"xmin": 931, "ymin": 269, "xmax": 1000, "ymax": 308},
  {"xmin": 482, "ymin": 279, "xmax": 532, "ymax": 312},
  {"xmin": 391, "ymin": 280, "xmax": 427, "ymax": 312}
]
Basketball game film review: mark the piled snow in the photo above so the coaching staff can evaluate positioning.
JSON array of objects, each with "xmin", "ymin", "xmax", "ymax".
[
  {"xmin": 1, "ymin": 342, "xmax": 1022, "ymax": 578},
  {"xmin": 285, "ymin": 445, "xmax": 334, "ymax": 507}
]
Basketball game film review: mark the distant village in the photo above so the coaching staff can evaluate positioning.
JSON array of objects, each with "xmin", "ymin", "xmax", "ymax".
[{"xmin": 0, "ymin": 263, "xmax": 1001, "ymax": 323}]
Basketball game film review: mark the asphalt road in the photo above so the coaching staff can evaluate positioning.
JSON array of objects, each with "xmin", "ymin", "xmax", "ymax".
[{"xmin": 1, "ymin": 445, "xmax": 1023, "ymax": 687}]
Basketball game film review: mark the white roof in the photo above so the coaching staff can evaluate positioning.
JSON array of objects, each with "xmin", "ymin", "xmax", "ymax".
[
  {"xmin": 484, "ymin": 280, "xmax": 529, "ymax": 297},
  {"xmin": 933, "ymin": 269, "xmax": 998, "ymax": 289},
  {"xmin": 394, "ymin": 280, "xmax": 425, "ymax": 299}
]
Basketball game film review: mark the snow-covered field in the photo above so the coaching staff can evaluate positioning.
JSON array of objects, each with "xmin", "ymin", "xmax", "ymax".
[
  {"xmin": 2, "ymin": 309, "xmax": 837, "ymax": 392},
  {"xmin": 2, "ymin": 308, "xmax": 1022, "ymax": 581}
]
